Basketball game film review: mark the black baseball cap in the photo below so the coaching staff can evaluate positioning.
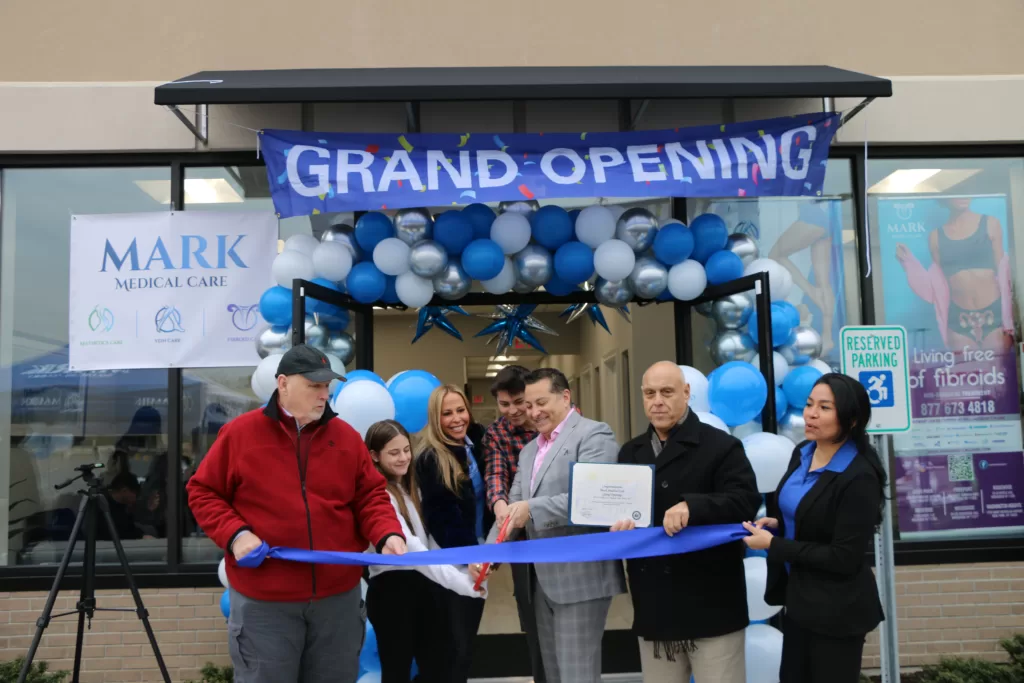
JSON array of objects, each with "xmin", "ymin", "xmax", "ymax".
[{"xmin": 275, "ymin": 344, "xmax": 346, "ymax": 383}]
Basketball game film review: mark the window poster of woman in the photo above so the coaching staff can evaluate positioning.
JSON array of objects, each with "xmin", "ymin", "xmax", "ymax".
[{"xmin": 877, "ymin": 195, "xmax": 1024, "ymax": 539}]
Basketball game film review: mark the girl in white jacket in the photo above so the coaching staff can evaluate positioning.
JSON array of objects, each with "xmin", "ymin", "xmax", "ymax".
[{"xmin": 364, "ymin": 419, "xmax": 485, "ymax": 683}]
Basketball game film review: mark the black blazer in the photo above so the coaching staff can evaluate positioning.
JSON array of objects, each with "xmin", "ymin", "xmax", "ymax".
[
  {"xmin": 415, "ymin": 431, "xmax": 494, "ymax": 549},
  {"xmin": 764, "ymin": 441, "xmax": 885, "ymax": 637},
  {"xmin": 619, "ymin": 410, "xmax": 762, "ymax": 642}
]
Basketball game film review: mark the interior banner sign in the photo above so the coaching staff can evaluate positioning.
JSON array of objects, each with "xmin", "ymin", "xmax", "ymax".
[
  {"xmin": 69, "ymin": 211, "xmax": 278, "ymax": 371},
  {"xmin": 261, "ymin": 112, "xmax": 840, "ymax": 218}
]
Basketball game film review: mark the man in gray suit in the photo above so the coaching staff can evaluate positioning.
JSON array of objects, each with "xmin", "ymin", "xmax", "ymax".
[{"xmin": 473, "ymin": 368, "xmax": 625, "ymax": 683}]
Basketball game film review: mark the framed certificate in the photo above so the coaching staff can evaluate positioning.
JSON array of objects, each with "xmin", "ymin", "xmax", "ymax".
[{"xmin": 568, "ymin": 462, "xmax": 655, "ymax": 528}]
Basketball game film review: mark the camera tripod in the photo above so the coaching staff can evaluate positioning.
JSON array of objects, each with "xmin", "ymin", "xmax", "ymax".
[{"xmin": 17, "ymin": 463, "xmax": 171, "ymax": 683}]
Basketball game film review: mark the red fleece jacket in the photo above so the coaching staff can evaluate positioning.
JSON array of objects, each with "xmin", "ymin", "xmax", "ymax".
[{"xmin": 186, "ymin": 396, "xmax": 402, "ymax": 602}]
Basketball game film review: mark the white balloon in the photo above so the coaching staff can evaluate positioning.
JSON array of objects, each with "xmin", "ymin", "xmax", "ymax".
[
  {"xmin": 742, "ymin": 432, "xmax": 797, "ymax": 493},
  {"xmin": 284, "ymin": 234, "xmax": 319, "ymax": 258},
  {"xmin": 324, "ymin": 353, "xmax": 346, "ymax": 395},
  {"xmin": 732, "ymin": 421, "xmax": 763, "ymax": 440},
  {"xmin": 743, "ymin": 258, "xmax": 792, "ymax": 302},
  {"xmin": 593, "ymin": 240, "xmax": 636, "ymax": 281},
  {"xmin": 481, "ymin": 257, "xmax": 517, "ymax": 294},
  {"xmin": 807, "ymin": 359, "xmax": 833, "ymax": 375},
  {"xmin": 312, "ymin": 241, "xmax": 353, "ymax": 282},
  {"xmin": 360, "ymin": 578, "xmax": 369, "ymax": 599},
  {"xmin": 667, "ymin": 260, "xmax": 707, "ymax": 301},
  {"xmin": 608, "ymin": 205, "xmax": 627, "ymax": 222},
  {"xmin": 696, "ymin": 411, "xmax": 729, "ymax": 433},
  {"xmin": 744, "ymin": 557, "xmax": 783, "ymax": 622},
  {"xmin": 357, "ymin": 673, "xmax": 382, "ymax": 683},
  {"xmin": 491, "ymin": 212, "xmax": 532, "ymax": 255},
  {"xmin": 679, "ymin": 365, "xmax": 710, "ymax": 412},
  {"xmin": 272, "ymin": 250, "xmax": 315, "ymax": 289},
  {"xmin": 250, "ymin": 355, "xmax": 282, "ymax": 403},
  {"xmin": 745, "ymin": 624, "xmax": 784, "ymax": 683},
  {"xmin": 756, "ymin": 501, "xmax": 767, "ymax": 520},
  {"xmin": 373, "ymin": 237, "xmax": 412, "ymax": 277},
  {"xmin": 575, "ymin": 206, "xmax": 617, "ymax": 248},
  {"xmin": 217, "ymin": 558, "xmax": 229, "ymax": 588},
  {"xmin": 752, "ymin": 351, "xmax": 790, "ymax": 386},
  {"xmin": 395, "ymin": 272, "xmax": 434, "ymax": 308},
  {"xmin": 331, "ymin": 380, "xmax": 396, "ymax": 438}
]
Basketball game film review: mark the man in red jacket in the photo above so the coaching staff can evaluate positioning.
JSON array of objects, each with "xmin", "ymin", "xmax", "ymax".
[{"xmin": 187, "ymin": 344, "xmax": 405, "ymax": 683}]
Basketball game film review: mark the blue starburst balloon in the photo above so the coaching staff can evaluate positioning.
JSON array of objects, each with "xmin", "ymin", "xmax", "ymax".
[
  {"xmin": 560, "ymin": 303, "xmax": 611, "ymax": 333},
  {"xmin": 412, "ymin": 306, "xmax": 469, "ymax": 343},
  {"xmin": 475, "ymin": 304, "xmax": 558, "ymax": 355}
]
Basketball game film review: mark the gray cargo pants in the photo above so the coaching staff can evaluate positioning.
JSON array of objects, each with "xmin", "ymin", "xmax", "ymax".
[{"xmin": 228, "ymin": 586, "xmax": 364, "ymax": 683}]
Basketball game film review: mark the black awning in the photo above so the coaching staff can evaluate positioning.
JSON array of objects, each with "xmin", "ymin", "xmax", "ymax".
[{"xmin": 154, "ymin": 65, "xmax": 892, "ymax": 106}]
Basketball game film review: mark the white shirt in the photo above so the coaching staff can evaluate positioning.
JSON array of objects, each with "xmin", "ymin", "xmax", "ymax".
[{"xmin": 367, "ymin": 488, "xmax": 486, "ymax": 599}]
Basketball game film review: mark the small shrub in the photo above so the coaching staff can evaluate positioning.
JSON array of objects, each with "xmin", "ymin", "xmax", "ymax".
[
  {"xmin": 916, "ymin": 656, "xmax": 1017, "ymax": 683},
  {"xmin": 1002, "ymin": 634, "xmax": 1024, "ymax": 672},
  {"xmin": 0, "ymin": 659, "xmax": 69, "ymax": 683},
  {"xmin": 184, "ymin": 662, "xmax": 234, "ymax": 683}
]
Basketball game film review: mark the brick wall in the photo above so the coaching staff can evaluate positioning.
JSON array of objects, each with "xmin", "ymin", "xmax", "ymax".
[{"xmin": 0, "ymin": 561, "xmax": 1022, "ymax": 682}]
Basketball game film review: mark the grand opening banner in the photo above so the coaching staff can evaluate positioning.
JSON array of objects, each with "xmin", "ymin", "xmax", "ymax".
[
  {"xmin": 69, "ymin": 211, "xmax": 278, "ymax": 371},
  {"xmin": 876, "ymin": 196, "xmax": 1024, "ymax": 536},
  {"xmin": 260, "ymin": 112, "xmax": 840, "ymax": 218}
]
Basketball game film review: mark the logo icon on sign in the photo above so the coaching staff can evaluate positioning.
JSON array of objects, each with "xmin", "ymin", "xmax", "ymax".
[
  {"xmin": 87, "ymin": 305, "xmax": 115, "ymax": 332},
  {"xmin": 860, "ymin": 370, "xmax": 894, "ymax": 408},
  {"xmin": 155, "ymin": 306, "xmax": 186, "ymax": 334},
  {"xmin": 227, "ymin": 304, "xmax": 260, "ymax": 331}
]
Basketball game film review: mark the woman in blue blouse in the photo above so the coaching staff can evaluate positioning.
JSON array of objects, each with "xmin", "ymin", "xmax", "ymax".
[{"xmin": 742, "ymin": 373, "xmax": 886, "ymax": 683}]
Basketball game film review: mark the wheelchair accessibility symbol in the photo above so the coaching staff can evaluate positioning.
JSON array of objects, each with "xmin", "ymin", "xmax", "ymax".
[{"xmin": 860, "ymin": 371, "xmax": 894, "ymax": 408}]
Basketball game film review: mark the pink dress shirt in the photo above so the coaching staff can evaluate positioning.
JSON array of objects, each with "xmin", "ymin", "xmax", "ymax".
[{"xmin": 530, "ymin": 410, "xmax": 573, "ymax": 491}]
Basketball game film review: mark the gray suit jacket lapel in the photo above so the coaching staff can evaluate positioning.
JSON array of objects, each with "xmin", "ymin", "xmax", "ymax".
[{"xmin": 530, "ymin": 410, "xmax": 581, "ymax": 496}]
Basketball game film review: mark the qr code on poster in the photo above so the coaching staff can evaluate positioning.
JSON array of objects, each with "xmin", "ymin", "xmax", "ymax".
[{"xmin": 947, "ymin": 455, "xmax": 976, "ymax": 482}]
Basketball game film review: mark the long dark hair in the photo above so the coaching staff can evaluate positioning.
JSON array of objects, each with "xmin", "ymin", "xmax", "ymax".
[
  {"xmin": 365, "ymin": 420, "xmax": 421, "ymax": 529},
  {"xmin": 813, "ymin": 373, "xmax": 888, "ymax": 523}
]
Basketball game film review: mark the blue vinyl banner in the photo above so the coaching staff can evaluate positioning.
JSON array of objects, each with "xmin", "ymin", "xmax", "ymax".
[
  {"xmin": 237, "ymin": 523, "xmax": 749, "ymax": 568},
  {"xmin": 260, "ymin": 113, "xmax": 840, "ymax": 218}
]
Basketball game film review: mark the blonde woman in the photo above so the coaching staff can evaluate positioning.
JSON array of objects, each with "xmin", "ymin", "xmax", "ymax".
[
  {"xmin": 364, "ymin": 419, "xmax": 482, "ymax": 683},
  {"xmin": 415, "ymin": 385, "xmax": 493, "ymax": 683}
]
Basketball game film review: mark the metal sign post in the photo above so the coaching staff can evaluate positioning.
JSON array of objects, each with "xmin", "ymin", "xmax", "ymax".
[{"xmin": 840, "ymin": 325, "xmax": 910, "ymax": 683}]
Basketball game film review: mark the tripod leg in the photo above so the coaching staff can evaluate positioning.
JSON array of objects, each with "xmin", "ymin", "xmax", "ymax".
[
  {"xmin": 17, "ymin": 495, "xmax": 89, "ymax": 683},
  {"xmin": 72, "ymin": 495, "xmax": 99, "ymax": 683},
  {"xmin": 95, "ymin": 494, "xmax": 173, "ymax": 683}
]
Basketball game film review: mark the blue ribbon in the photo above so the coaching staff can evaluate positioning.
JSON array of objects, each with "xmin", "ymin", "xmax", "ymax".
[{"xmin": 237, "ymin": 524, "xmax": 748, "ymax": 568}]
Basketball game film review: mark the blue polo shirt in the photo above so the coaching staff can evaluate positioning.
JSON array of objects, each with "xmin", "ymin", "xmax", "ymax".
[{"xmin": 777, "ymin": 440, "xmax": 858, "ymax": 571}]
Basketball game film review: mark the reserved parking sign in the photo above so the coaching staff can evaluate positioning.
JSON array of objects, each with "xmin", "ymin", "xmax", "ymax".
[{"xmin": 840, "ymin": 326, "xmax": 911, "ymax": 433}]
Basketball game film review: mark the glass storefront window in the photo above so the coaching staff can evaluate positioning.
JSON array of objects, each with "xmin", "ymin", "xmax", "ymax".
[
  {"xmin": 0, "ymin": 167, "xmax": 172, "ymax": 566},
  {"xmin": 868, "ymin": 157, "xmax": 1024, "ymax": 541}
]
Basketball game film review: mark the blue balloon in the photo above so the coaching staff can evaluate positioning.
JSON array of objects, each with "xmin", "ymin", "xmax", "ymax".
[
  {"xmin": 708, "ymin": 361, "xmax": 769, "ymax": 427},
  {"xmin": 389, "ymin": 370, "xmax": 443, "ymax": 433},
  {"xmin": 531, "ymin": 205, "xmax": 574, "ymax": 250},
  {"xmin": 220, "ymin": 590, "xmax": 230, "ymax": 619},
  {"xmin": 569, "ymin": 209, "xmax": 582, "ymax": 224},
  {"xmin": 347, "ymin": 262, "xmax": 388, "ymax": 304},
  {"xmin": 774, "ymin": 300, "xmax": 801, "ymax": 330},
  {"xmin": 656, "ymin": 288, "xmax": 674, "ymax": 302},
  {"xmin": 554, "ymin": 241, "xmax": 595, "ymax": 284},
  {"xmin": 782, "ymin": 366, "xmax": 824, "ymax": 409},
  {"xmin": 461, "ymin": 239, "xmax": 506, "ymax": 281},
  {"xmin": 343, "ymin": 370, "xmax": 386, "ymax": 388},
  {"xmin": 745, "ymin": 546, "xmax": 769, "ymax": 559},
  {"xmin": 259, "ymin": 286, "xmax": 293, "ymax": 327},
  {"xmin": 653, "ymin": 223, "xmax": 695, "ymax": 265},
  {"xmin": 764, "ymin": 385, "xmax": 788, "ymax": 422},
  {"xmin": 319, "ymin": 308, "xmax": 351, "ymax": 331},
  {"xmin": 434, "ymin": 212, "xmax": 474, "ymax": 256},
  {"xmin": 689, "ymin": 214, "xmax": 729, "ymax": 264},
  {"xmin": 355, "ymin": 212, "xmax": 395, "ymax": 253},
  {"xmin": 749, "ymin": 302, "xmax": 798, "ymax": 346},
  {"xmin": 462, "ymin": 203, "xmax": 497, "ymax": 240},
  {"xmin": 381, "ymin": 275, "xmax": 399, "ymax": 304},
  {"xmin": 544, "ymin": 275, "xmax": 578, "ymax": 297},
  {"xmin": 307, "ymin": 278, "xmax": 341, "ymax": 315},
  {"xmin": 704, "ymin": 250, "xmax": 744, "ymax": 286},
  {"xmin": 359, "ymin": 621, "xmax": 381, "ymax": 675}
]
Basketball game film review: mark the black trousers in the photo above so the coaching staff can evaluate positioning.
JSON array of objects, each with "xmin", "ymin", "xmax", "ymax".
[
  {"xmin": 780, "ymin": 615, "xmax": 866, "ymax": 683},
  {"xmin": 439, "ymin": 587, "xmax": 486, "ymax": 683},
  {"xmin": 366, "ymin": 571, "xmax": 448, "ymax": 683},
  {"xmin": 512, "ymin": 563, "xmax": 547, "ymax": 683}
]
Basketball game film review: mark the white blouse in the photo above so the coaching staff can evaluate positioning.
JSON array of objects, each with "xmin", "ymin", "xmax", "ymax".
[{"xmin": 368, "ymin": 488, "xmax": 486, "ymax": 599}]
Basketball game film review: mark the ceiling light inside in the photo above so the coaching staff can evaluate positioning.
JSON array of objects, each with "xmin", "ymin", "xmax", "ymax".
[
  {"xmin": 135, "ymin": 178, "xmax": 245, "ymax": 205},
  {"xmin": 868, "ymin": 169, "xmax": 982, "ymax": 195}
]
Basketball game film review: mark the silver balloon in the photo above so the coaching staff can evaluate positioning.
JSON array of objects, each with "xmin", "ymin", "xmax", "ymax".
[
  {"xmin": 255, "ymin": 325, "xmax": 291, "ymax": 359},
  {"xmin": 711, "ymin": 293, "xmax": 754, "ymax": 330},
  {"xmin": 513, "ymin": 280, "xmax": 537, "ymax": 294},
  {"xmin": 726, "ymin": 233, "xmax": 760, "ymax": 267},
  {"xmin": 409, "ymin": 240, "xmax": 449, "ymax": 278},
  {"xmin": 628, "ymin": 257, "xmax": 668, "ymax": 299},
  {"xmin": 709, "ymin": 330, "xmax": 757, "ymax": 365},
  {"xmin": 514, "ymin": 245, "xmax": 553, "ymax": 288},
  {"xmin": 616, "ymin": 208, "xmax": 659, "ymax": 253},
  {"xmin": 695, "ymin": 300, "xmax": 714, "ymax": 317},
  {"xmin": 394, "ymin": 208, "xmax": 433, "ymax": 246},
  {"xmin": 594, "ymin": 277, "xmax": 634, "ymax": 307},
  {"xmin": 778, "ymin": 325, "xmax": 823, "ymax": 365},
  {"xmin": 326, "ymin": 331, "xmax": 355, "ymax": 365},
  {"xmin": 778, "ymin": 408, "xmax": 808, "ymax": 444},
  {"xmin": 433, "ymin": 261, "xmax": 472, "ymax": 300},
  {"xmin": 499, "ymin": 200, "xmax": 540, "ymax": 218},
  {"xmin": 304, "ymin": 319, "xmax": 327, "ymax": 351},
  {"xmin": 320, "ymin": 223, "xmax": 362, "ymax": 260}
]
